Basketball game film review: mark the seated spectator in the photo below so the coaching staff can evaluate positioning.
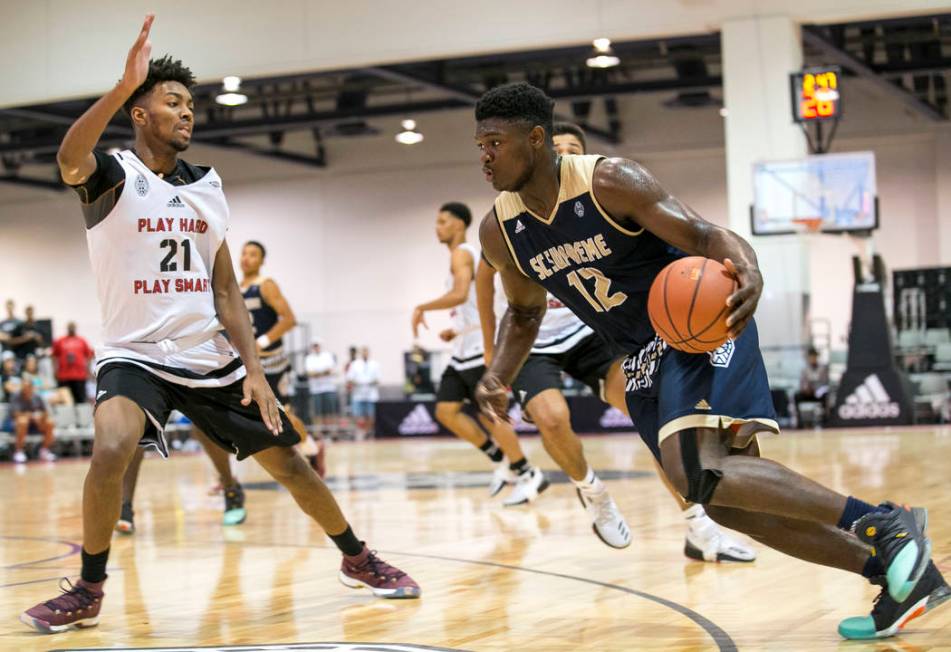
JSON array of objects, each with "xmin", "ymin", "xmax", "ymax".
[
  {"xmin": 305, "ymin": 340, "xmax": 339, "ymax": 430},
  {"xmin": 22, "ymin": 354, "xmax": 72, "ymax": 406},
  {"xmin": 2, "ymin": 352, "xmax": 20, "ymax": 396},
  {"xmin": 51, "ymin": 321, "xmax": 95, "ymax": 404},
  {"xmin": 10, "ymin": 375, "xmax": 56, "ymax": 463},
  {"xmin": 794, "ymin": 346, "xmax": 830, "ymax": 427}
]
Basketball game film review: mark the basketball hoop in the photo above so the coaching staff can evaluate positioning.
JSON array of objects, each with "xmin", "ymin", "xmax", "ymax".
[{"xmin": 792, "ymin": 217, "xmax": 823, "ymax": 234}]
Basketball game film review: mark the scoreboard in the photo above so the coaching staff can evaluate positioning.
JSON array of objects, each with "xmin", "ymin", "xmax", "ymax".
[{"xmin": 790, "ymin": 66, "xmax": 842, "ymax": 123}]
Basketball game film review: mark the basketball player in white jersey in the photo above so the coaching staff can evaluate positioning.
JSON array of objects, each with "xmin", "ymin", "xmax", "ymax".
[
  {"xmin": 240, "ymin": 240, "xmax": 325, "ymax": 477},
  {"xmin": 22, "ymin": 16, "xmax": 418, "ymax": 634},
  {"xmin": 412, "ymin": 202, "xmax": 547, "ymax": 503},
  {"xmin": 475, "ymin": 122, "xmax": 755, "ymax": 560}
]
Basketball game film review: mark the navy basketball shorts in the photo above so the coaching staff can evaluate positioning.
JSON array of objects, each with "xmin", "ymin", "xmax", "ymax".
[
  {"xmin": 96, "ymin": 362, "xmax": 300, "ymax": 460},
  {"xmin": 622, "ymin": 320, "xmax": 779, "ymax": 461}
]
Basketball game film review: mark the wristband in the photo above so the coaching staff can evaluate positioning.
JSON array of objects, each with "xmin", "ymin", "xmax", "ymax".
[{"xmin": 256, "ymin": 335, "xmax": 272, "ymax": 349}]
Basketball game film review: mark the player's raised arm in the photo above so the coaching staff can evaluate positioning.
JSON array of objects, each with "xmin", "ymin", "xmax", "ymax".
[
  {"xmin": 211, "ymin": 241, "xmax": 282, "ymax": 435},
  {"xmin": 57, "ymin": 14, "xmax": 154, "ymax": 185},
  {"xmin": 592, "ymin": 158, "xmax": 762, "ymax": 338},
  {"xmin": 474, "ymin": 256, "xmax": 499, "ymax": 364},
  {"xmin": 475, "ymin": 210, "xmax": 547, "ymax": 421}
]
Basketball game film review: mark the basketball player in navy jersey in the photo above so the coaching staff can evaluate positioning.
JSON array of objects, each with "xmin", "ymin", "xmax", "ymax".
[
  {"xmin": 21, "ymin": 15, "xmax": 418, "ymax": 634},
  {"xmin": 240, "ymin": 240, "xmax": 325, "ymax": 477},
  {"xmin": 413, "ymin": 202, "xmax": 547, "ymax": 503},
  {"xmin": 473, "ymin": 82, "xmax": 946, "ymax": 639},
  {"xmin": 476, "ymin": 121, "xmax": 755, "ymax": 559}
]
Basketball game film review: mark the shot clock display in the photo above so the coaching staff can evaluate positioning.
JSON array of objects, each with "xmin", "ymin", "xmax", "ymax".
[{"xmin": 790, "ymin": 66, "xmax": 842, "ymax": 123}]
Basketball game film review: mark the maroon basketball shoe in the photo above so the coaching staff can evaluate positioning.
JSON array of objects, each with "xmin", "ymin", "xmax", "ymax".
[
  {"xmin": 20, "ymin": 577, "xmax": 105, "ymax": 633},
  {"xmin": 339, "ymin": 546, "xmax": 420, "ymax": 599}
]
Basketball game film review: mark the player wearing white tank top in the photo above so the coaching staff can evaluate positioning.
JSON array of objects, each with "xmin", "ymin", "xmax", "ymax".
[
  {"xmin": 475, "ymin": 123, "xmax": 756, "ymax": 560},
  {"xmin": 412, "ymin": 202, "xmax": 547, "ymax": 502},
  {"xmin": 22, "ymin": 16, "xmax": 417, "ymax": 636}
]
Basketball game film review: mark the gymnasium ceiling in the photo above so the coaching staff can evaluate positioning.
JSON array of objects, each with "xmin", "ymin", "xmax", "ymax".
[{"xmin": 1, "ymin": 12, "xmax": 949, "ymax": 191}]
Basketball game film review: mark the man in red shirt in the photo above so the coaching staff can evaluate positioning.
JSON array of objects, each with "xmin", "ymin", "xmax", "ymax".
[{"xmin": 51, "ymin": 322, "xmax": 94, "ymax": 404}]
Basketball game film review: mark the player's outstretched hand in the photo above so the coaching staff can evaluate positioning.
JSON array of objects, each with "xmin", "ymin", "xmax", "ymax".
[
  {"xmin": 242, "ymin": 372, "xmax": 283, "ymax": 435},
  {"xmin": 411, "ymin": 307, "xmax": 428, "ymax": 338},
  {"xmin": 723, "ymin": 258, "xmax": 763, "ymax": 339},
  {"xmin": 121, "ymin": 14, "xmax": 154, "ymax": 91},
  {"xmin": 475, "ymin": 372, "xmax": 510, "ymax": 424}
]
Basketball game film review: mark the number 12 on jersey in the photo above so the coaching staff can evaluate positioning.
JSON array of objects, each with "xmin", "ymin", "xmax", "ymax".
[
  {"xmin": 567, "ymin": 267, "xmax": 627, "ymax": 313},
  {"xmin": 160, "ymin": 238, "xmax": 192, "ymax": 272}
]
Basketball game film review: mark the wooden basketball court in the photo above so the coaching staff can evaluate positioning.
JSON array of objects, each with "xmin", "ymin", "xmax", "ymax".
[{"xmin": 2, "ymin": 426, "xmax": 950, "ymax": 651}]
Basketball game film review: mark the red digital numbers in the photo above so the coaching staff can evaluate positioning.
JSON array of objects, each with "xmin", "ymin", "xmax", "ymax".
[{"xmin": 792, "ymin": 68, "xmax": 841, "ymax": 123}]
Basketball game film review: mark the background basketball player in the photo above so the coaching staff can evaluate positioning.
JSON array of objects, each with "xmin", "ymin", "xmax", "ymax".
[
  {"xmin": 21, "ymin": 16, "xmax": 418, "ymax": 635},
  {"xmin": 413, "ymin": 201, "xmax": 547, "ymax": 504}
]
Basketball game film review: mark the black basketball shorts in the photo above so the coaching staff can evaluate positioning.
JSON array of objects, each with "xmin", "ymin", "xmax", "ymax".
[
  {"xmin": 436, "ymin": 364, "xmax": 486, "ymax": 404},
  {"xmin": 96, "ymin": 362, "xmax": 300, "ymax": 460},
  {"xmin": 512, "ymin": 333, "xmax": 619, "ymax": 409}
]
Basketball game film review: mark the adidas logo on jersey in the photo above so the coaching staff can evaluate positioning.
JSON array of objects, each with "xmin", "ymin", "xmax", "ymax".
[
  {"xmin": 694, "ymin": 399, "xmax": 712, "ymax": 410},
  {"xmin": 599, "ymin": 407, "xmax": 633, "ymax": 429},
  {"xmin": 398, "ymin": 404, "xmax": 440, "ymax": 435},
  {"xmin": 514, "ymin": 219, "xmax": 526, "ymax": 234},
  {"xmin": 837, "ymin": 374, "xmax": 901, "ymax": 420},
  {"xmin": 167, "ymin": 195, "xmax": 185, "ymax": 208}
]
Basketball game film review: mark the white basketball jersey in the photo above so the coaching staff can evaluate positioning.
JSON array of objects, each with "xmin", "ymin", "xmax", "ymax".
[
  {"xmin": 89, "ymin": 150, "xmax": 244, "ymax": 387},
  {"xmin": 532, "ymin": 294, "xmax": 595, "ymax": 354},
  {"xmin": 448, "ymin": 243, "xmax": 485, "ymax": 370}
]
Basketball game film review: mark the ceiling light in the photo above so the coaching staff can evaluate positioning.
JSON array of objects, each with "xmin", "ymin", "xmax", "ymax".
[
  {"xmin": 216, "ymin": 76, "xmax": 248, "ymax": 106},
  {"xmin": 395, "ymin": 118, "xmax": 424, "ymax": 145},
  {"xmin": 586, "ymin": 37, "xmax": 620, "ymax": 68}
]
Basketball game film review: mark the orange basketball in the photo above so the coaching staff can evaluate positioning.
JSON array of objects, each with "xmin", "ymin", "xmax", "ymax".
[{"xmin": 647, "ymin": 256, "xmax": 736, "ymax": 353}]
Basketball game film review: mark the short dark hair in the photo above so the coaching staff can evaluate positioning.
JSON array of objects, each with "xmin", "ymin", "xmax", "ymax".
[
  {"xmin": 440, "ymin": 202, "xmax": 472, "ymax": 227},
  {"xmin": 123, "ymin": 55, "xmax": 196, "ymax": 115},
  {"xmin": 807, "ymin": 346, "xmax": 819, "ymax": 357},
  {"xmin": 553, "ymin": 121, "xmax": 587, "ymax": 152},
  {"xmin": 244, "ymin": 240, "xmax": 267, "ymax": 258},
  {"xmin": 475, "ymin": 82, "xmax": 555, "ymax": 143}
]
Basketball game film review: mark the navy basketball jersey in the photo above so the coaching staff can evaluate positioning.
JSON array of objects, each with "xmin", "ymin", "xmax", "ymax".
[
  {"xmin": 242, "ymin": 280, "xmax": 281, "ymax": 353},
  {"xmin": 494, "ymin": 154, "xmax": 682, "ymax": 356}
]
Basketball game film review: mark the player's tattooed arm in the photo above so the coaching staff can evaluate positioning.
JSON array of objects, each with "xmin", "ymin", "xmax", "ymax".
[
  {"xmin": 474, "ymin": 257, "xmax": 499, "ymax": 364},
  {"xmin": 476, "ymin": 210, "xmax": 547, "ymax": 422},
  {"xmin": 592, "ymin": 157, "xmax": 762, "ymax": 338},
  {"xmin": 58, "ymin": 14, "xmax": 154, "ymax": 186},
  {"xmin": 212, "ymin": 241, "xmax": 283, "ymax": 434}
]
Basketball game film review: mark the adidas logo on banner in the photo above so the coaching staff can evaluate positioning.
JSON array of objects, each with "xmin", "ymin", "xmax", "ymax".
[
  {"xmin": 398, "ymin": 404, "xmax": 439, "ymax": 435},
  {"xmin": 507, "ymin": 404, "xmax": 538, "ymax": 433},
  {"xmin": 514, "ymin": 219, "xmax": 526, "ymax": 234},
  {"xmin": 167, "ymin": 195, "xmax": 185, "ymax": 208},
  {"xmin": 838, "ymin": 374, "xmax": 901, "ymax": 420},
  {"xmin": 599, "ymin": 407, "xmax": 633, "ymax": 429}
]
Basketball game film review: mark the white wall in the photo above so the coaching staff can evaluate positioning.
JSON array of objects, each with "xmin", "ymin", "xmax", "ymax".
[
  {"xmin": 1, "ymin": 0, "xmax": 943, "ymax": 107},
  {"xmin": 2, "ymin": 77, "xmax": 951, "ymax": 383}
]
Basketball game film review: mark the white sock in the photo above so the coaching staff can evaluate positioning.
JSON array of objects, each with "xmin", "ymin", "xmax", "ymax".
[
  {"xmin": 684, "ymin": 503, "xmax": 706, "ymax": 523},
  {"xmin": 573, "ymin": 466, "xmax": 604, "ymax": 493}
]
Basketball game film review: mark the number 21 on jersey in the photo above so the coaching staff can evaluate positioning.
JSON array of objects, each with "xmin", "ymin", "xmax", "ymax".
[{"xmin": 567, "ymin": 267, "xmax": 627, "ymax": 313}]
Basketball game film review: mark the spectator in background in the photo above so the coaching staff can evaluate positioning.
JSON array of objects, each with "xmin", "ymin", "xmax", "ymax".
[
  {"xmin": 1, "ymin": 300, "xmax": 25, "ymax": 355},
  {"xmin": 2, "ymin": 352, "xmax": 20, "ymax": 397},
  {"xmin": 23, "ymin": 354, "xmax": 72, "ymax": 406},
  {"xmin": 52, "ymin": 321, "xmax": 95, "ymax": 404},
  {"xmin": 10, "ymin": 374, "xmax": 56, "ymax": 463},
  {"xmin": 795, "ymin": 346, "xmax": 830, "ymax": 427},
  {"xmin": 305, "ymin": 340, "xmax": 339, "ymax": 432},
  {"xmin": 14, "ymin": 305, "xmax": 45, "ymax": 360},
  {"xmin": 346, "ymin": 346, "xmax": 380, "ymax": 436}
]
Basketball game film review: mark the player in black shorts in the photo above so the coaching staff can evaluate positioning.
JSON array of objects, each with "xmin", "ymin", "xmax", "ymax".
[
  {"xmin": 22, "ymin": 16, "xmax": 418, "ymax": 635},
  {"xmin": 473, "ymin": 82, "xmax": 945, "ymax": 640},
  {"xmin": 413, "ymin": 202, "xmax": 546, "ymax": 503},
  {"xmin": 240, "ymin": 240, "xmax": 325, "ymax": 477},
  {"xmin": 477, "ymin": 122, "xmax": 755, "ymax": 559}
]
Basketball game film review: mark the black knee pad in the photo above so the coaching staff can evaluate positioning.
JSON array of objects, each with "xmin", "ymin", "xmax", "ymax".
[{"xmin": 678, "ymin": 429, "xmax": 723, "ymax": 504}]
